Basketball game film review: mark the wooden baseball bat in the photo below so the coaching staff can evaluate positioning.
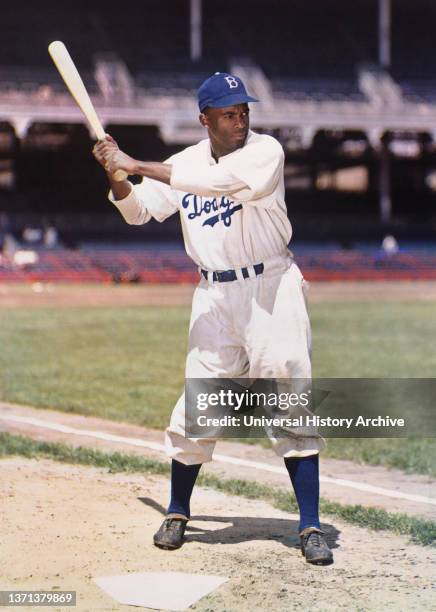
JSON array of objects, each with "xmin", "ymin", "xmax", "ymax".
[{"xmin": 48, "ymin": 40, "xmax": 128, "ymax": 182}]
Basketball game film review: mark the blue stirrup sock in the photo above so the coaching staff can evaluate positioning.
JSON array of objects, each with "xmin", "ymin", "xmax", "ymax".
[
  {"xmin": 167, "ymin": 456, "xmax": 320, "ymax": 529},
  {"xmin": 284, "ymin": 454, "xmax": 321, "ymax": 532},
  {"xmin": 167, "ymin": 459, "xmax": 202, "ymax": 519}
]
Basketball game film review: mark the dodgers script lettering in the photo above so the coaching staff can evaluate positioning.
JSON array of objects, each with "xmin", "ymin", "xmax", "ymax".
[{"xmin": 181, "ymin": 193, "xmax": 243, "ymax": 227}]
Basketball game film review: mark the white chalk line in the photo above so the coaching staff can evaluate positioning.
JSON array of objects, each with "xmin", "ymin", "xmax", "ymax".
[{"xmin": 1, "ymin": 413, "xmax": 435, "ymax": 507}]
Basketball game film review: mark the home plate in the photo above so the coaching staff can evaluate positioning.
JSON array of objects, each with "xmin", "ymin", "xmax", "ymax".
[{"xmin": 94, "ymin": 572, "xmax": 228, "ymax": 610}]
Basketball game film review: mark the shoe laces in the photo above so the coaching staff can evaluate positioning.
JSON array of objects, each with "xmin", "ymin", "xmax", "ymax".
[
  {"xmin": 304, "ymin": 530, "xmax": 325, "ymax": 548},
  {"xmin": 164, "ymin": 518, "xmax": 183, "ymax": 533}
]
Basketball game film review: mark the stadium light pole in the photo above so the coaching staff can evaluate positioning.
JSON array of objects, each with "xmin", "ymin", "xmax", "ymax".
[
  {"xmin": 379, "ymin": 0, "xmax": 391, "ymax": 69},
  {"xmin": 190, "ymin": 0, "xmax": 202, "ymax": 62}
]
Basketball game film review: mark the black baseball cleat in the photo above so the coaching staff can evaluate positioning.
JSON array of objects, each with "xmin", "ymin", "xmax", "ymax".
[
  {"xmin": 300, "ymin": 527, "xmax": 333, "ymax": 565},
  {"xmin": 153, "ymin": 516, "xmax": 188, "ymax": 550}
]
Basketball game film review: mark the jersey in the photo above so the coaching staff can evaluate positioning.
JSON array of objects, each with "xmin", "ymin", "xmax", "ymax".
[{"xmin": 109, "ymin": 131, "xmax": 293, "ymax": 271}]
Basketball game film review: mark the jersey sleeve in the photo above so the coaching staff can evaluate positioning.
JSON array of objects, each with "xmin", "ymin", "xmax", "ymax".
[
  {"xmin": 169, "ymin": 136, "xmax": 284, "ymax": 205},
  {"xmin": 170, "ymin": 163, "xmax": 247, "ymax": 199},
  {"xmin": 229, "ymin": 137, "xmax": 284, "ymax": 201},
  {"xmin": 109, "ymin": 177, "xmax": 179, "ymax": 225}
]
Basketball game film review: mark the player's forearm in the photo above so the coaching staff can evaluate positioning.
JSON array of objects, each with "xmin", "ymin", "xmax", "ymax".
[{"xmin": 132, "ymin": 161, "xmax": 172, "ymax": 186}]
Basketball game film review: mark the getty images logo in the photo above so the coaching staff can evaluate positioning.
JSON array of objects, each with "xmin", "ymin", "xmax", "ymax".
[{"xmin": 224, "ymin": 76, "xmax": 238, "ymax": 89}]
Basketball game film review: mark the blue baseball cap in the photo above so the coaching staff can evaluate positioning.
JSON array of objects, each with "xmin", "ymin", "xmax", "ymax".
[{"xmin": 197, "ymin": 72, "xmax": 258, "ymax": 112}]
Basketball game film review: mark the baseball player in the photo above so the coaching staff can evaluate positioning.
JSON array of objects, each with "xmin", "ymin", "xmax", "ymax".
[{"xmin": 93, "ymin": 73, "xmax": 333, "ymax": 565}]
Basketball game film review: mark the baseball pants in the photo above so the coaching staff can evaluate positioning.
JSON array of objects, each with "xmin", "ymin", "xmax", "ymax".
[{"xmin": 165, "ymin": 252, "xmax": 325, "ymax": 464}]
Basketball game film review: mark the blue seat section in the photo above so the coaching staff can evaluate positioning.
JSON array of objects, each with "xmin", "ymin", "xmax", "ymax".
[{"xmin": 2, "ymin": 243, "xmax": 436, "ymax": 283}]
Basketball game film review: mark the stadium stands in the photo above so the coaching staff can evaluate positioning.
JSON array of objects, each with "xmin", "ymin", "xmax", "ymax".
[
  {"xmin": 396, "ymin": 80, "xmax": 436, "ymax": 106},
  {"xmin": 1, "ymin": 1, "xmax": 435, "ymax": 92},
  {"xmin": 135, "ymin": 71, "xmax": 210, "ymax": 97},
  {"xmin": 391, "ymin": 0, "xmax": 436, "ymax": 80},
  {"xmin": 0, "ymin": 0, "xmax": 435, "ymax": 269},
  {"xmin": 0, "ymin": 1, "xmax": 378, "ymax": 82},
  {"xmin": 205, "ymin": 1, "xmax": 375, "ymax": 79},
  {"xmin": 0, "ymin": 66, "xmax": 98, "ymax": 97},
  {"xmin": 0, "ymin": 248, "xmax": 111, "ymax": 283},
  {"xmin": 2, "ymin": 244, "xmax": 436, "ymax": 283},
  {"xmin": 271, "ymin": 78, "xmax": 366, "ymax": 103}
]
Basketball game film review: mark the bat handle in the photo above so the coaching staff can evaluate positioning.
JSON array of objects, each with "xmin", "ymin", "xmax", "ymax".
[{"xmin": 113, "ymin": 169, "xmax": 128, "ymax": 181}]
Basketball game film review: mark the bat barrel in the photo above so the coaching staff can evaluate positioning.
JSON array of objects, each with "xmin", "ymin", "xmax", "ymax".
[{"xmin": 48, "ymin": 41, "xmax": 128, "ymax": 182}]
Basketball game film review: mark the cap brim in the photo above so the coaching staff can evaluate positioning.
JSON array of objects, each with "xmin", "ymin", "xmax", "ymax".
[{"xmin": 201, "ymin": 93, "xmax": 259, "ymax": 111}]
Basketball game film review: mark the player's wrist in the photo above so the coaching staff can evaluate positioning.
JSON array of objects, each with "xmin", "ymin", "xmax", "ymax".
[{"xmin": 131, "ymin": 158, "xmax": 142, "ymax": 175}]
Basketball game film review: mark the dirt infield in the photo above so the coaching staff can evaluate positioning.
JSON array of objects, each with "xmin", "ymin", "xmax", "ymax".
[
  {"xmin": 0, "ymin": 283, "xmax": 195, "ymax": 308},
  {"xmin": 2, "ymin": 402, "xmax": 436, "ymax": 520},
  {"xmin": 1, "ymin": 280, "xmax": 436, "ymax": 308},
  {"xmin": 3, "ymin": 456, "xmax": 435, "ymax": 612}
]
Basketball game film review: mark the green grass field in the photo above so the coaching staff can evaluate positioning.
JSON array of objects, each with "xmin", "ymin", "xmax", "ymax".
[{"xmin": 1, "ymin": 301, "xmax": 435, "ymax": 476}]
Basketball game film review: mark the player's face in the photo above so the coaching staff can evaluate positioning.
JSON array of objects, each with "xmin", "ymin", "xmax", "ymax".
[{"xmin": 200, "ymin": 103, "xmax": 250, "ymax": 156}]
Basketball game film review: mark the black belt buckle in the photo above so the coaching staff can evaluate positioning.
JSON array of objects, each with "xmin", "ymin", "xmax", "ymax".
[{"xmin": 215, "ymin": 269, "xmax": 236, "ymax": 282}]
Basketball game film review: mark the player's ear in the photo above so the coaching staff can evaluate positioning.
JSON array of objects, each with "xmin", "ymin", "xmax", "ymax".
[{"xmin": 199, "ymin": 113, "xmax": 208, "ymax": 128}]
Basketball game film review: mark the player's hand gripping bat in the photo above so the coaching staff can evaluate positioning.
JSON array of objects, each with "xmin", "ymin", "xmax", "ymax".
[{"xmin": 48, "ymin": 41, "xmax": 128, "ymax": 181}]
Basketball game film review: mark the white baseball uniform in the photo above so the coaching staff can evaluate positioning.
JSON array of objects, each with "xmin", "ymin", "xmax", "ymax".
[{"xmin": 109, "ymin": 130, "xmax": 325, "ymax": 464}]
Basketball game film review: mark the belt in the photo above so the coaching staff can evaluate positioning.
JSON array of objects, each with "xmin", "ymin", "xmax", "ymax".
[{"xmin": 201, "ymin": 262, "xmax": 264, "ymax": 283}]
